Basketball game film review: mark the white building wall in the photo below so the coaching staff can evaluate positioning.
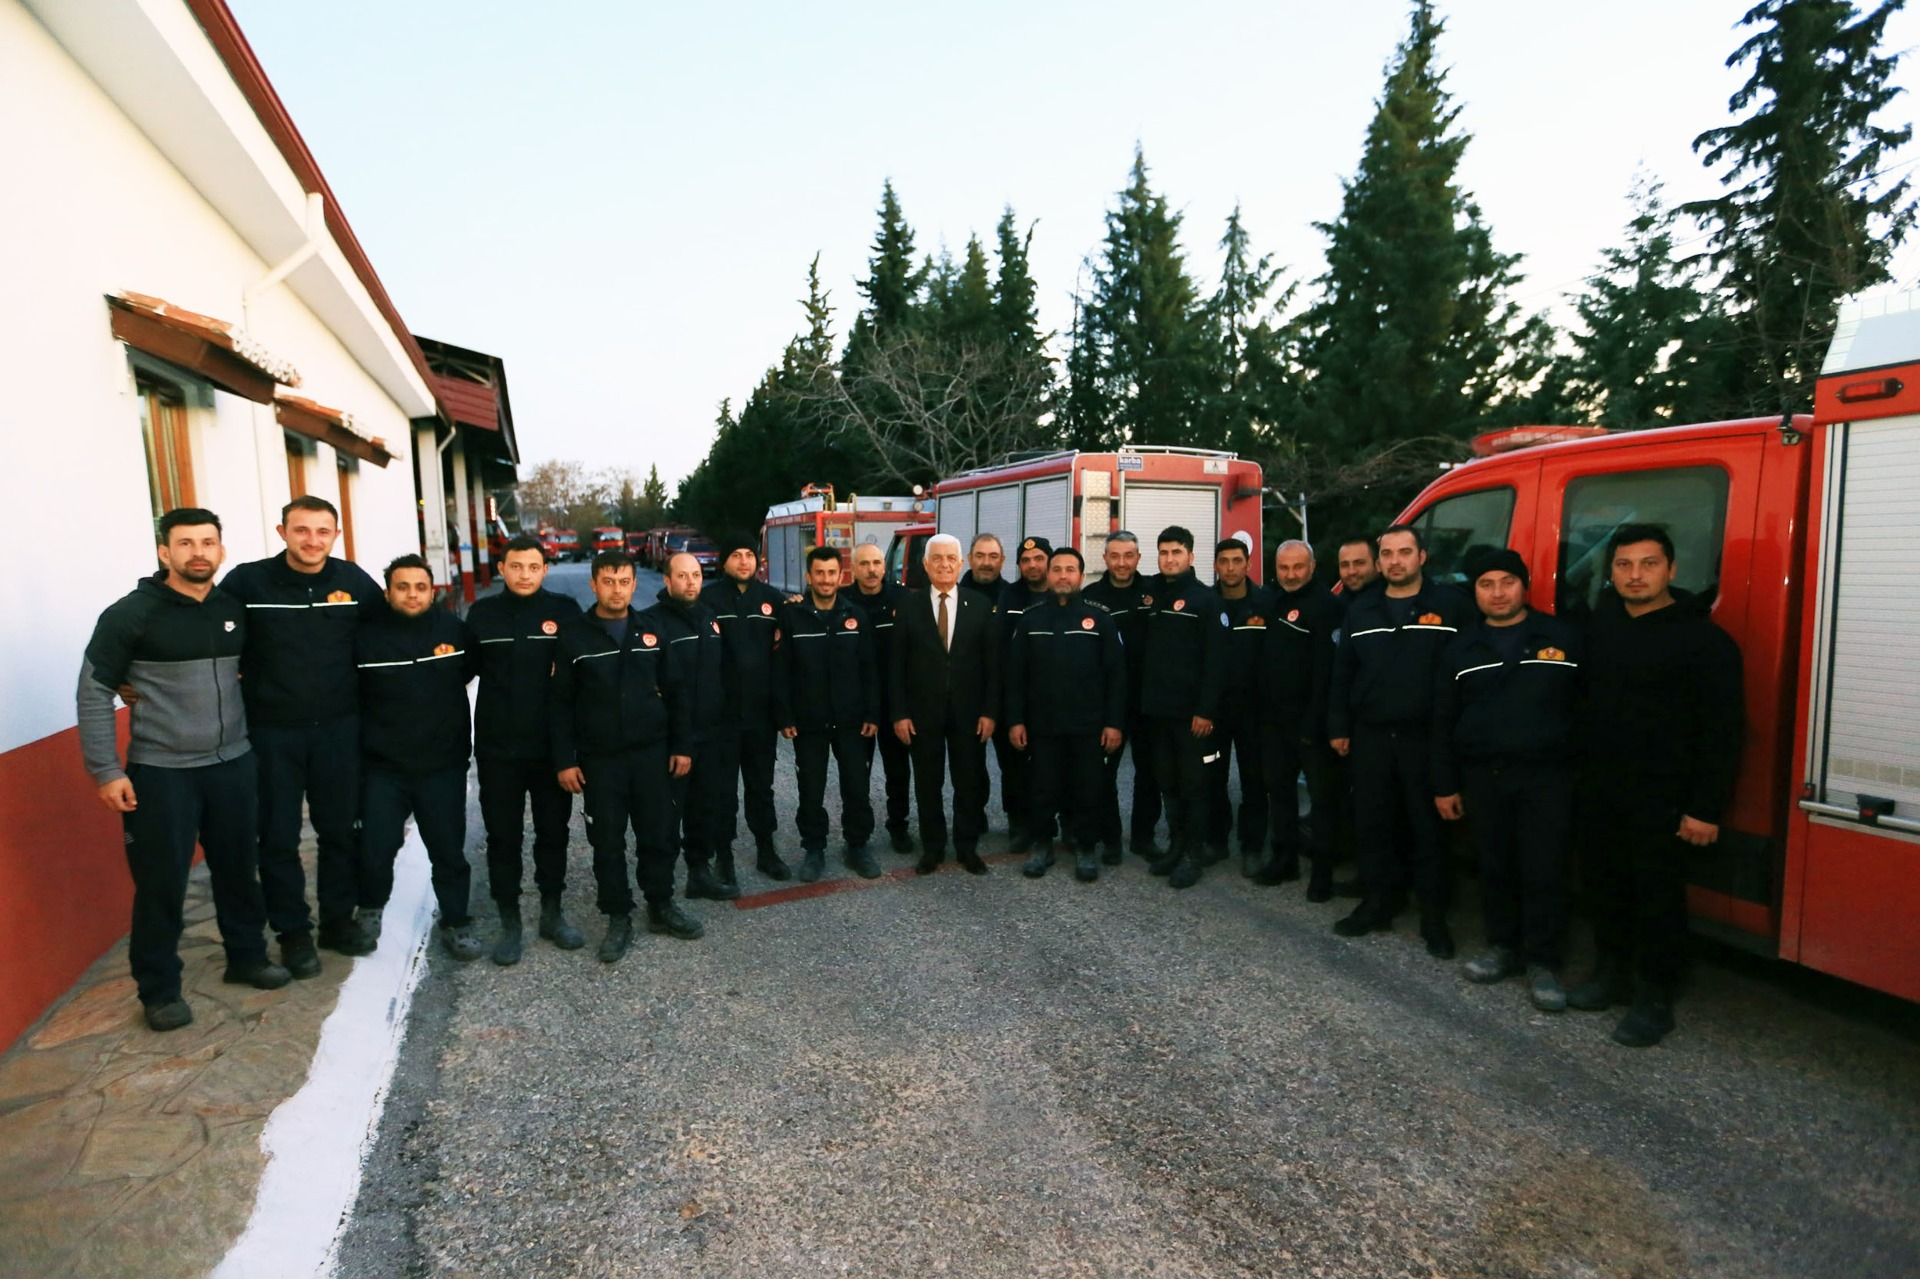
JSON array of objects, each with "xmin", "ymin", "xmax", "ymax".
[{"xmin": 0, "ymin": 0, "xmax": 426, "ymax": 755}]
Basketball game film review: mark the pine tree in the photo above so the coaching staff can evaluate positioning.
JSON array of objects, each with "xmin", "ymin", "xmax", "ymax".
[
  {"xmin": 1560, "ymin": 177, "xmax": 1741, "ymax": 427},
  {"xmin": 853, "ymin": 180, "xmax": 925, "ymax": 339},
  {"xmin": 1293, "ymin": 1, "xmax": 1546, "ymax": 528},
  {"xmin": 1066, "ymin": 147, "xmax": 1213, "ymax": 447},
  {"xmin": 1204, "ymin": 205, "xmax": 1297, "ymax": 457},
  {"xmin": 1682, "ymin": 0, "xmax": 1916, "ymax": 412}
]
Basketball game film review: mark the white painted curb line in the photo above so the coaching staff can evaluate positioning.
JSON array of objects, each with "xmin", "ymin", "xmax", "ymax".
[{"xmin": 212, "ymin": 823, "xmax": 438, "ymax": 1279}]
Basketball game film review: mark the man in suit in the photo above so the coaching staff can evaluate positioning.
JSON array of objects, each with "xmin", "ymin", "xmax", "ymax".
[{"xmin": 890, "ymin": 533, "xmax": 1000, "ymax": 876}]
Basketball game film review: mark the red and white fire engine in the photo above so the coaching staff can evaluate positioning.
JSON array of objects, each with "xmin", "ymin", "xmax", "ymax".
[
  {"xmin": 1387, "ymin": 291, "xmax": 1920, "ymax": 1002},
  {"xmin": 759, "ymin": 486, "xmax": 927, "ymax": 596},
  {"xmin": 885, "ymin": 448, "xmax": 1265, "ymax": 588}
]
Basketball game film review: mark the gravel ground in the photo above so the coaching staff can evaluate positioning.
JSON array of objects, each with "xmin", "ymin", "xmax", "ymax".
[{"xmin": 335, "ymin": 564, "xmax": 1920, "ymax": 1278}]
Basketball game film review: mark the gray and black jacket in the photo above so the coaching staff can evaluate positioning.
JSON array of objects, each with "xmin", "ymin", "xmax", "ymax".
[{"xmin": 77, "ymin": 574, "xmax": 250, "ymax": 783}]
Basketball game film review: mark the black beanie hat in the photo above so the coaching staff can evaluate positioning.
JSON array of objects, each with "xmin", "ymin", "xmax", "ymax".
[
  {"xmin": 1018, "ymin": 535, "xmax": 1054, "ymax": 557},
  {"xmin": 715, "ymin": 531, "xmax": 759, "ymax": 562},
  {"xmin": 1465, "ymin": 546, "xmax": 1530, "ymax": 589}
]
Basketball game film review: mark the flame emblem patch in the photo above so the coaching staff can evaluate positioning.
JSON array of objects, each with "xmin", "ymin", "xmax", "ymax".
[
  {"xmin": 1287, "ymin": 609, "xmax": 1301, "ymax": 623},
  {"xmin": 542, "ymin": 620, "xmax": 558, "ymax": 635},
  {"xmin": 1418, "ymin": 612, "xmax": 1443, "ymax": 625},
  {"xmin": 844, "ymin": 616, "xmax": 858, "ymax": 630},
  {"xmin": 432, "ymin": 643, "xmax": 456, "ymax": 656},
  {"xmin": 1081, "ymin": 616, "xmax": 1095, "ymax": 630},
  {"xmin": 761, "ymin": 602, "xmax": 774, "ymax": 616},
  {"xmin": 1536, "ymin": 646, "xmax": 1567, "ymax": 662},
  {"xmin": 642, "ymin": 633, "xmax": 658, "ymax": 648},
  {"xmin": 327, "ymin": 590, "xmax": 352, "ymax": 603},
  {"xmin": 1173, "ymin": 599, "xmax": 1186, "ymax": 612}
]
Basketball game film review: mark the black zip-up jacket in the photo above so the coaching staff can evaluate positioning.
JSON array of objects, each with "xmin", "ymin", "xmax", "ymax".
[
  {"xmin": 1257, "ymin": 584, "xmax": 1339, "ymax": 737},
  {"xmin": 77, "ymin": 574, "xmax": 249, "ymax": 783},
  {"xmin": 549, "ymin": 608, "xmax": 687, "ymax": 767},
  {"xmin": 773, "ymin": 594, "xmax": 880, "ymax": 732},
  {"xmin": 700, "ymin": 576, "xmax": 787, "ymax": 729},
  {"xmin": 960, "ymin": 570, "xmax": 1007, "ymax": 600},
  {"xmin": 1217, "ymin": 584, "xmax": 1276, "ymax": 715},
  {"xmin": 1005, "ymin": 597, "xmax": 1127, "ymax": 736},
  {"xmin": 641, "ymin": 589, "xmax": 724, "ymax": 747},
  {"xmin": 1329, "ymin": 578, "xmax": 1470, "ymax": 736},
  {"xmin": 220, "ymin": 554, "xmax": 382, "ymax": 726},
  {"xmin": 1082, "ymin": 571, "xmax": 1154, "ymax": 715},
  {"xmin": 1582, "ymin": 588, "xmax": 1745, "ymax": 824},
  {"xmin": 356, "ymin": 605, "xmax": 472, "ymax": 776},
  {"xmin": 847, "ymin": 579, "xmax": 908, "ymax": 713},
  {"xmin": 465, "ymin": 587, "xmax": 581, "ymax": 761},
  {"xmin": 1430, "ymin": 610, "xmax": 1584, "ymax": 794},
  {"xmin": 1138, "ymin": 569, "xmax": 1228, "ymax": 721}
]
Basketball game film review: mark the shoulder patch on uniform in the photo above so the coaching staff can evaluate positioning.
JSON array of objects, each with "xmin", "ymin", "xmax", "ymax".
[
  {"xmin": 542, "ymin": 619, "xmax": 558, "ymax": 635},
  {"xmin": 1081, "ymin": 615, "xmax": 1095, "ymax": 630},
  {"xmin": 1418, "ymin": 612, "xmax": 1443, "ymax": 625},
  {"xmin": 327, "ymin": 590, "xmax": 353, "ymax": 603}
]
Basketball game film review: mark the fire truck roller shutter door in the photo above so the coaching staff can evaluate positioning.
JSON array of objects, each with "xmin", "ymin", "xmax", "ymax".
[
  {"xmin": 1022, "ymin": 477, "xmax": 1071, "ymax": 551},
  {"xmin": 1814, "ymin": 413, "xmax": 1920, "ymax": 813},
  {"xmin": 941, "ymin": 492, "xmax": 977, "ymax": 552},
  {"xmin": 1080, "ymin": 469, "xmax": 1112, "ymax": 565},
  {"xmin": 976, "ymin": 485, "xmax": 1022, "ymax": 561},
  {"xmin": 1122, "ymin": 484, "xmax": 1221, "ymax": 584}
]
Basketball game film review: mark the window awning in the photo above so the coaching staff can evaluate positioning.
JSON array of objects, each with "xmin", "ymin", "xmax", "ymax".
[
  {"xmin": 107, "ymin": 291, "xmax": 300, "ymax": 403},
  {"xmin": 276, "ymin": 393, "xmax": 397, "ymax": 469}
]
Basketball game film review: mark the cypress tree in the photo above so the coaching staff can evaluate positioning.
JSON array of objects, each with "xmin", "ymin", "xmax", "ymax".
[
  {"xmin": 1682, "ymin": 0, "xmax": 1916, "ymax": 412},
  {"xmin": 1204, "ymin": 205, "xmax": 1297, "ymax": 457}
]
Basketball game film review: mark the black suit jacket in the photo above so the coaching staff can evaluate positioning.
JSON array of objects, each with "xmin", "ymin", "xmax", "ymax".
[{"xmin": 889, "ymin": 585, "xmax": 1001, "ymax": 728}]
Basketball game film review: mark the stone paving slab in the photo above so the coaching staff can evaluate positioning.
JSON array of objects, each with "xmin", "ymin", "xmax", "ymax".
[{"xmin": 0, "ymin": 843, "xmax": 351, "ymax": 1279}]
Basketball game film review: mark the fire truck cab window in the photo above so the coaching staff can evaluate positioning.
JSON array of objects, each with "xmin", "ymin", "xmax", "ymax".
[
  {"xmin": 1405, "ymin": 486, "xmax": 1516, "ymax": 588},
  {"xmin": 1557, "ymin": 466, "xmax": 1729, "ymax": 622}
]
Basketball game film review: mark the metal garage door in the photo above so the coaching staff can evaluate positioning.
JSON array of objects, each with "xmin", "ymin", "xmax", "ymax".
[
  {"xmin": 1812, "ymin": 413, "xmax": 1920, "ymax": 811},
  {"xmin": 1120, "ymin": 484, "xmax": 1221, "ymax": 584},
  {"xmin": 940, "ymin": 492, "xmax": 975, "ymax": 551},
  {"xmin": 1022, "ymin": 477, "xmax": 1071, "ymax": 548},
  {"xmin": 976, "ymin": 484, "xmax": 1022, "ymax": 558}
]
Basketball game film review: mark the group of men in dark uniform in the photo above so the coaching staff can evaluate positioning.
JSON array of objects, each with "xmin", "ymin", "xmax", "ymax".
[{"xmin": 84, "ymin": 502, "xmax": 1742, "ymax": 1050}]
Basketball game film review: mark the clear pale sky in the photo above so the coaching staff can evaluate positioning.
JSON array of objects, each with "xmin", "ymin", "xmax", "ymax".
[{"xmin": 227, "ymin": 0, "xmax": 1920, "ymax": 495}]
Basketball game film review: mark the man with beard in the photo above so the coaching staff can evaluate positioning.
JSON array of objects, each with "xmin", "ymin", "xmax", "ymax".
[
  {"xmin": 552, "ymin": 551, "xmax": 703, "ymax": 962},
  {"xmin": 1326, "ymin": 535, "xmax": 1382, "ymax": 898},
  {"xmin": 1006, "ymin": 548, "xmax": 1126, "ymax": 882},
  {"xmin": 1082, "ymin": 531, "xmax": 1159, "ymax": 860},
  {"xmin": 1432, "ymin": 549, "xmax": 1582, "ymax": 1012},
  {"xmin": 1208, "ymin": 537, "xmax": 1274, "ymax": 874},
  {"xmin": 996, "ymin": 536, "xmax": 1056, "ymax": 854},
  {"xmin": 775, "ymin": 546, "xmax": 881, "ymax": 881},
  {"xmin": 1328, "ymin": 525, "xmax": 1468, "ymax": 958},
  {"xmin": 961, "ymin": 533, "xmax": 1008, "ymax": 599},
  {"xmin": 354, "ymin": 556, "xmax": 483, "ymax": 961},
  {"xmin": 78, "ymin": 509, "xmax": 286, "ymax": 1032},
  {"xmin": 220, "ymin": 496, "xmax": 383, "ymax": 970},
  {"xmin": 846, "ymin": 542, "xmax": 914, "ymax": 854},
  {"xmin": 644, "ymin": 552, "xmax": 734, "ymax": 900},
  {"xmin": 465, "ymin": 535, "xmax": 584, "ymax": 964},
  {"xmin": 1138, "ymin": 526, "xmax": 1229, "ymax": 889},
  {"xmin": 699, "ymin": 534, "xmax": 791, "ymax": 880},
  {"xmin": 1256, "ymin": 539, "xmax": 1342, "ymax": 900}
]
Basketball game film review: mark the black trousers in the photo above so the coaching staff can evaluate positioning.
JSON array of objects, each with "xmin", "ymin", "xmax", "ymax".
[
  {"xmin": 1206, "ymin": 712, "xmax": 1268, "ymax": 852},
  {"xmin": 1099, "ymin": 717, "xmax": 1162, "ymax": 850},
  {"xmin": 1150, "ymin": 715, "xmax": 1212, "ymax": 856},
  {"xmin": 1029, "ymin": 733, "xmax": 1104, "ymax": 849},
  {"xmin": 252, "ymin": 716, "xmax": 361, "ymax": 937},
  {"xmin": 359, "ymin": 765, "xmax": 472, "ymax": 927},
  {"xmin": 710, "ymin": 722, "xmax": 777, "ymax": 844},
  {"xmin": 1586, "ymin": 789, "xmax": 1694, "ymax": 989},
  {"xmin": 793, "ymin": 727, "xmax": 875, "ymax": 852},
  {"xmin": 862, "ymin": 724, "xmax": 913, "ymax": 836},
  {"xmin": 122, "ymin": 756, "xmax": 268, "ymax": 1003},
  {"xmin": 907, "ymin": 709, "xmax": 989, "ymax": 853},
  {"xmin": 1262, "ymin": 725, "xmax": 1338, "ymax": 867},
  {"xmin": 581, "ymin": 745, "xmax": 675, "ymax": 915},
  {"xmin": 670, "ymin": 740, "xmax": 734, "ymax": 866},
  {"xmin": 1350, "ymin": 723, "xmax": 1449, "ymax": 917},
  {"xmin": 1462, "ymin": 761, "xmax": 1573, "ymax": 968},
  {"xmin": 992, "ymin": 723, "xmax": 1047, "ymax": 836},
  {"xmin": 477, "ymin": 756, "xmax": 573, "ymax": 904}
]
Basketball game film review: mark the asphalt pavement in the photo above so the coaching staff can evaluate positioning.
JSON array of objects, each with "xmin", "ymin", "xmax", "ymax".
[{"xmin": 336, "ymin": 562, "xmax": 1920, "ymax": 1278}]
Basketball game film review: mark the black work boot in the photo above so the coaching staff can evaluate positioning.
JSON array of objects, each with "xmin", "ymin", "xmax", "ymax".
[
  {"xmin": 1305, "ymin": 857, "xmax": 1334, "ymax": 903},
  {"xmin": 1567, "ymin": 956, "xmax": 1633, "ymax": 1011},
  {"xmin": 143, "ymin": 998, "xmax": 193, "ymax": 1032},
  {"xmin": 798, "ymin": 848, "xmax": 826, "ymax": 883},
  {"xmin": 714, "ymin": 849, "xmax": 742, "ymax": 896},
  {"xmin": 889, "ymin": 828, "xmax": 915, "ymax": 855},
  {"xmin": 598, "ymin": 913, "xmax": 633, "ymax": 963},
  {"xmin": 1333, "ymin": 902, "xmax": 1388, "ymax": 937},
  {"xmin": 685, "ymin": 859, "xmax": 733, "ymax": 901},
  {"xmin": 756, "ymin": 834, "xmax": 792, "ymax": 881},
  {"xmin": 492, "ymin": 905, "xmax": 524, "ymax": 966},
  {"xmin": 1146, "ymin": 848, "xmax": 1181, "ymax": 877},
  {"xmin": 222, "ymin": 958, "xmax": 292, "ymax": 989},
  {"xmin": 538, "ymin": 895, "xmax": 586, "ymax": 950},
  {"xmin": 1021, "ymin": 841, "xmax": 1055, "ymax": 879},
  {"xmin": 1611, "ymin": 985, "xmax": 1676, "ymax": 1047},
  {"xmin": 1168, "ymin": 851, "xmax": 1203, "ymax": 889},
  {"xmin": 281, "ymin": 933, "xmax": 321, "ymax": 980},
  {"xmin": 646, "ymin": 899, "xmax": 705, "ymax": 940},
  {"xmin": 846, "ymin": 845, "xmax": 882, "ymax": 880},
  {"xmin": 1074, "ymin": 849, "xmax": 1100, "ymax": 882},
  {"xmin": 1420, "ymin": 916, "xmax": 1457, "ymax": 961},
  {"xmin": 316, "ymin": 918, "xmax": 375, "ymax": 957}
]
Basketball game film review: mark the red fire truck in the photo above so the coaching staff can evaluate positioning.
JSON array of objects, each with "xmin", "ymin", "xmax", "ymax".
[
  {"xmin": 885, "ymin": 448, "xmax": 1265, "ymax": 589},
  {"xmin": 759, "ymin": 486, "xmax": 926, "ymax": 595},
  {"xmin": 1385, "ymin": 292, "xmax": 1920, "ymax": 1002}
]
